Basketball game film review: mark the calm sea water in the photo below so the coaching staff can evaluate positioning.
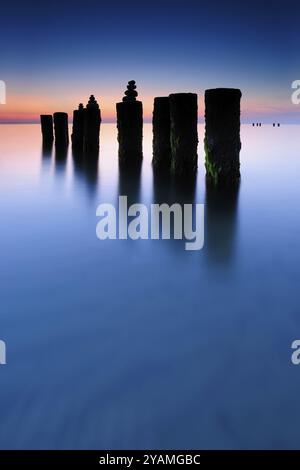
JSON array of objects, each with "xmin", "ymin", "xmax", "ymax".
[{"xmin": 0, "ymin": 123, "xmax": 300, "ymax": 449}]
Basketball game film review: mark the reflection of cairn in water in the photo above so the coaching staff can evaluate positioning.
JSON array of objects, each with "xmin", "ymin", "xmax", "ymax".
[
  {"xmin": 84, "ymin": 95, "xmax": 101, "ymax": 153},
  {"xmin": 204, "ymin": 180, "xmax": 240, "ymax": 264},
  {"xmin": 116, "ymin": 81, "xmax": 143, "ymax": 164},
  {"xmin": 118, "ymin": 160, "xmax": 142, "ymax": 207}
]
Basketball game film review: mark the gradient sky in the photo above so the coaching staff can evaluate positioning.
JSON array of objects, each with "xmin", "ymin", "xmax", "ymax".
[{"xmin": 0, "ymin": 0, "xmax": 298, "ymax": 122}]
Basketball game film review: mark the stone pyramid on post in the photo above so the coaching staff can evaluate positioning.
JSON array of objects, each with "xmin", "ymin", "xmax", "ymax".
[{"xmin": 116, "ymin": 80, "xmax": 143, "ymax": 165}]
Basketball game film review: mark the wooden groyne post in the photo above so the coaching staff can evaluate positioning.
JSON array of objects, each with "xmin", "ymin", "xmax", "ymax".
[
  {"xmin": 169, "ymin": 93, "xmax": 198, "ymax": 176},
  {"xmin": 152, "ymin": 97, "xmax": 171, "ymax": 169},
  {"xmin": 84, "ymin": 95, "xmax": 101, "ymax": 153},
  {"xmin": 40, "ymin": 115, "xmax": 53, "ymax": 144},
  {"xmin": 53, "ymin": 112, "xmax": 69, "ymax": 147},
  {"xmin": 71, "ymin": 103, "xmax": 85, "ymax": 149},
  {"xmin": 204, "ymin": 88, "xmax": 241, "ymax": 186}
]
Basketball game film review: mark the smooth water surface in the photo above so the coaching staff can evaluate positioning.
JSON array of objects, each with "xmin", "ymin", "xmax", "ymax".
[{"xmin": 0, "ymin": 123, "xmax": 300, "ymax": 449}]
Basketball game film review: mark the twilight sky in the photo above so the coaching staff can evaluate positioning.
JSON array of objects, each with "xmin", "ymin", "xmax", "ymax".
[{"xmin": 0, "ymin": 0, "xmax": 298, "ymax": 123}]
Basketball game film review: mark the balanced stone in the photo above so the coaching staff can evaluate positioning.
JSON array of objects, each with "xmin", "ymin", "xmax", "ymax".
[
  {"xmin": 123, "ymin": 80, "xmax": 138, "ymax": 102},
  {"xmin": 72, "ymin": 103, "xmax": 85, "ymax": 149},
  {"xmin": 204, "ymin": 88, "xmax": 241, "ymax": 186},
  {"xmin": 116, "ymin": 80, "xmax": 143, "ymax": 164},
  {"xmin": 40, "ymin": 115, "xmax": 53, "ymax": 144},
  {"xmin": 53, "ymin": 112, "xmax": 69, "ymax": 146},
  {"xmin": 152, "ymin": 97, "xmax": 171, "ymax": 169},
  {"xmin": 84, "ymin": 95, "xmax": 101, "ymax": 153},
  {"xmin": 169, "ymin": 93, "xmax": 198, "ymax": 176}
]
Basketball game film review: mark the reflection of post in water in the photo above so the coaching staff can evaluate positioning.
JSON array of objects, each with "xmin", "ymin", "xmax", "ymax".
[
  {"xmin": 54, "ymin": 142, "xmax": 68, "ymax": 176},
  {"xmin": 204, "ymin": 180, "xmax": 240, "ymax": 264},
  {"xmin": 152, "ymin": 170, "xmax": 197, "ymax": 249},
  {"xmin": 72, "ymin": 147, "xmax": 99, "ymax": 194},
  {"xmin": 41, "ymin": 141, "xmax": 53, "ymax": 174},
  {"xmin": 54, "ymin": 144, "xmax": 68, "ymax": 162},
  {"xmin": 153, "ymin": 170, "xmax": 197, "ymax": 207},
  {"xmin": 41, "ymin": 141, "xmax": 53, "ymax": 159}
]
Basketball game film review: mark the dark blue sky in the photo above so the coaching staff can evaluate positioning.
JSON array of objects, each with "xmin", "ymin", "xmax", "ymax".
[{"xmin": 0, "ymin": 0, "xmax": 298, "ymax": 122}]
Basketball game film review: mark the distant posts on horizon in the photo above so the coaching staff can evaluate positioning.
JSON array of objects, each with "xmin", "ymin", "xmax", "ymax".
[
  {"xmin": 40, "ymin": 115, "xmax": 53, "ymax": 145},
  {"xmin": 71, "ymin": 103, "xmax": 85, "ymax": 149},
  {"xmin": 84, "ymin": 95, "xmax": 101, "ymax": 154},
  {"xmin": 53, "ymin": 112, "xmax": 69, "ymax": 147},
  {"xmin": 152, "ymin": 97, "xmax": 171, "ymax": 170},
  {"xmin": 204, "ymin": 88, "xmax": 241, "ymax": 186},
  {"xmin": 169, "ymin": 93, "xmax": 198, "ymax": 176},
  {"xmin": 116, "ymin": 80, "xmax": 143, "ymax": 165}
]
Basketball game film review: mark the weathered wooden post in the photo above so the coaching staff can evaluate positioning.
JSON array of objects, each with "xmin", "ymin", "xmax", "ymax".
[
  {"xmin": 84, "ymin": 95, "xmax": 101, "ymax": 153},
  {"xmin": 71, "ymin": 103, "xmax": 85, "ymax": 149},
  {"xmin": 40, "ymin": 115, "xmax": 53, "ymax": 144},
  {"xmin": 116, "ymin": 80, "xmax": 143, "ymax": 165},
  {"xmin": 152, "ymin": 97, "xmax": 171, "ymax": 169},
  {"xmin": 53, "ymin": 112, "xmax": 69, "ymax": 146},
  {"xmin": 169, "ymin": 93, "xmax": 198, "ymax": 176},
  {"xmin": 204, "ymin": 88, "xmax": 241, "ymax": 186}
]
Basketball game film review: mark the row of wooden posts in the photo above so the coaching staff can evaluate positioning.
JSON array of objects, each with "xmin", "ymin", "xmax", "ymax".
[{"xmin": 40, "ymin": 81, "xmax": 242, "ymax": 186}]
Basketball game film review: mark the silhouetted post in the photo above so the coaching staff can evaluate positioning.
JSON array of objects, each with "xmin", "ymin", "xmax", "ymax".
[
  {"xmin": 252, "ymin": 123, "xmax": 255, "ymax": 126},
  {"xmin": 53, "ymin": 112, "xmax": 69, "ymax": 146},
  {"xmin": 278, "ymin": 123, "xmax": 280, "ymax": 127},
  {"xmin": 72, "ymin": 103, "xmax": 85, "ymax": 149},
  {"xmin": 169, "ymin": 93, "xmax": 198, "ymax": 176},
  {"xmin": 40, "ymin": 115, "xmax": 53, "ymax": 144},
  {"xmin": 116, "ymin": 80, "xmax": 143, "ymax": 165},
  {"xmin": 152, "ymin": 97, "xmax": 171, "ymax": 169},
  {"xmin": 204, "ymin": 88, "xmax": 241, "ymax": 186},
  {"xmin": 84, "ymin": 95, "xmax": 101, "ymax": 153}
]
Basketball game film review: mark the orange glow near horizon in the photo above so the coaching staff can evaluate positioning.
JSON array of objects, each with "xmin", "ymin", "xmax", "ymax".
[{"xmin": 0, "ymin": 91, "xmax": 296, "ymax": 123}]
